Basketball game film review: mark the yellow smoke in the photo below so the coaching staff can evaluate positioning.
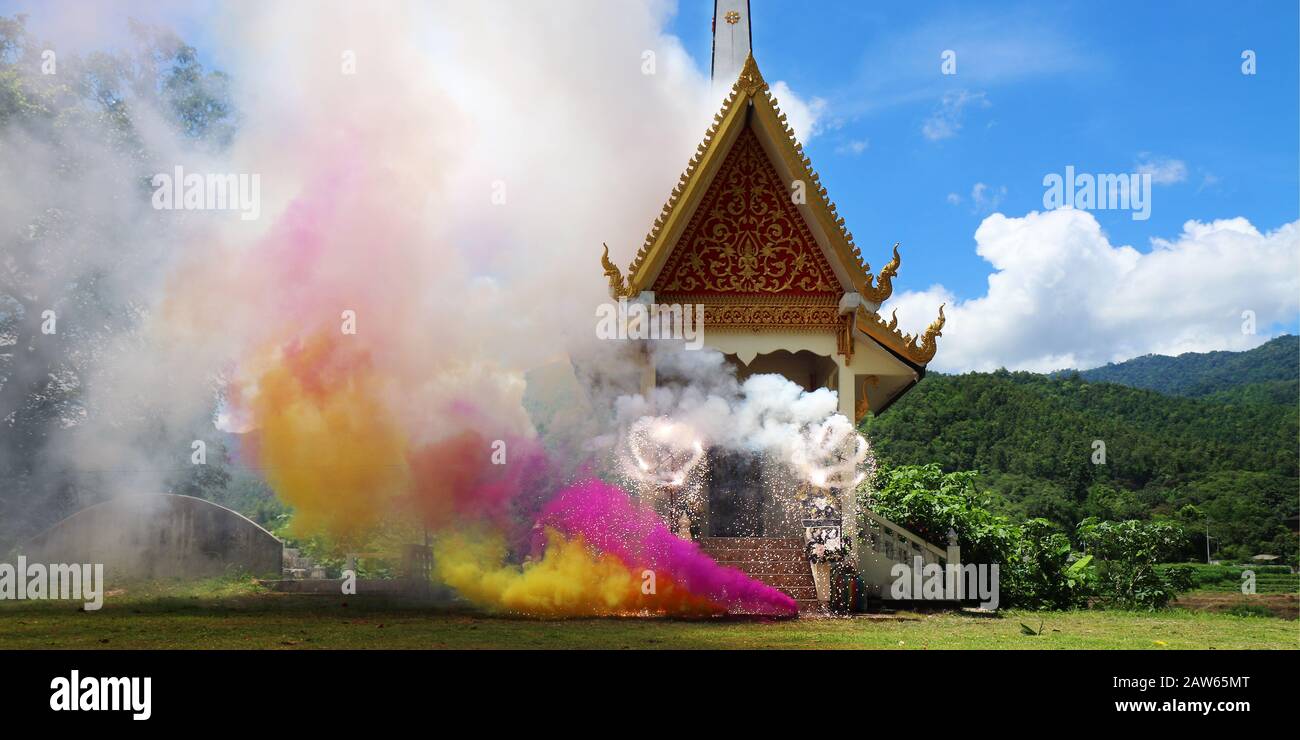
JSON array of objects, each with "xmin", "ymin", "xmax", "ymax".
[
  {"xmin": 249, "ymin": 335, "xmax": 410, "ymax": 544},
  {"xmin": 433, "ymin": 528, "xmax": 720, "ymax": 617}
]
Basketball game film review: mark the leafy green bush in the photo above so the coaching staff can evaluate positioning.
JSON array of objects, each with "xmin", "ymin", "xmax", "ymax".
[
  {"xmin": 1013, "ymin": 519, "xmax": 1093, "ymax": 610},
  {"xmin": 863, "ymin": 464, "xmax": 1091, "ymax": 609},
  {"xmin": 1078, "ymin": 518, "xmax": 1191, "ymax": 609},
  {"xmin": 864, "ymin": 464, "xmax": 1017, "ymax": 567},
  {"xmin": 861, "ymin": 465, "xmax": 1202, "ymax": 610}
]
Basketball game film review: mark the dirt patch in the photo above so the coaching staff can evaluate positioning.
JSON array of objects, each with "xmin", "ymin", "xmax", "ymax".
[{"xmin": 1173, "ymin": 591, "xmax": 1298, "ymax": 620}]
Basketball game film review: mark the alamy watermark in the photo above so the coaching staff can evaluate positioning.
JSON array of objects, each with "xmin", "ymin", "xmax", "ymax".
[
  {"xmin": 595, "ymin": 297, "xmax": 705, "ymax": 350},
  {"xmin": 1043, "ymin": 165, "xmax": 1151, "ymax": 221},
  {"xmin": 0, "ymin": 556, "xmax": 104, "ymax": 610},
  {"xmin": 151, "ymin": 166, "xmax": 261, "ymax": 220},
  {"xmin": 890, "ymin": 556, "xmax": 1000, "ymax": 610},
  {"xmin": 50, "ymin": 670, "xmax": 151, "ymax": 720}
]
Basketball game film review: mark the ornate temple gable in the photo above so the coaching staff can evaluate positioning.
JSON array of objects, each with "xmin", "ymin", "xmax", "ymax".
[
  {"xmin": 598, "ymin": 51, "xmax": 946, "ymax": 415},
  {"xmin": 652, "ymin": 127, "xmax": 839, "ymax": 296},
  {"xmin": 600, "ymin": 54, "xmax": 901, "ymax": 304}
]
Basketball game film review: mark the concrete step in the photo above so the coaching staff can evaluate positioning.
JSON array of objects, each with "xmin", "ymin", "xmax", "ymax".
[
  {"xmin": 701, "ymin": 542, "xmax": 803, "ymax": 551},
  {"xmin": 712, "ymin": 559, "xmax": 808, "ymax": 576},
  {"xmin": 702, "ymin": 550, "xmax": 805, "ymax": 565},
  {"xmin": 746, "ymin": 573, "xmax": 820, "ymax": 589},
  {"xmin": 797, "ymin": 599, "xmax": 827, "ymax": 613},
  {"xmin": 698, "ymin": 536, "xmax": 803, "ymax": 549},
  {"xmin": 698, "ymin": 536, "xmax": 820, "ymax": 612},
  {"xmin": 702, "ymin": 538, "xmax": 800, "ymax": 551},
  {"xmin": 780, "ymin": 586, "xmax": 819, "ymax": 600}
]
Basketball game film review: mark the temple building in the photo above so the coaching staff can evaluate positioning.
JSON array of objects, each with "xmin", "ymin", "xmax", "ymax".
[{"xmin": 598, "ymin": 1, "xmax": 951, "ymax": 611}]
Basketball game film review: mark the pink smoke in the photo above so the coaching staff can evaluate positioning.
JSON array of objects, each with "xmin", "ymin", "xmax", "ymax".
[{"xmin": 536, "ymin": 479, "xmax": 798, "ymax": 617}]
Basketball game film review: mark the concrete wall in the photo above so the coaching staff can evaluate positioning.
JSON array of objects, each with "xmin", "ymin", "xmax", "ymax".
[{"xmin": 23, "ymin": 494, "xmax": 282, "ymax": 580}]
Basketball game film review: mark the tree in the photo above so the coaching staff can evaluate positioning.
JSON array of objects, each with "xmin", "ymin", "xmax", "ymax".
[
  {"xmin": 0, "ymin": 15, "xmax": 235, "ymax": 550},
  {"xmin": 1077, "ymin": 518, "xmax": 1191, "ymax": 609},
  {"xmin": 862, "ymin": 361, "xmax": 1298, "ymax": 564}
]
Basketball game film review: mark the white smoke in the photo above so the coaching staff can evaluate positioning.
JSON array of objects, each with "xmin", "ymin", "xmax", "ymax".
[
  {"xmin": 2, "ymin": 1, "xmax": 857, "ymax": 546},
  {"xmin": 610, "ymin": 346, "xmax": 863, "ymax": 481}
]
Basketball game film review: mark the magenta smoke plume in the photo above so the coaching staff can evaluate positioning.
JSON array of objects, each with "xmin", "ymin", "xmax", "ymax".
[{"xmin": 537, "ymin": 479, "xmax": 798, "ymax": 617}]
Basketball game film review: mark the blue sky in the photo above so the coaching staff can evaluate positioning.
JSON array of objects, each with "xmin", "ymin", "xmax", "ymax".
[
  {"xmin": 5, "ymin": 0, "xmax": 1296, "ymax": 371},
  {"xmin": 17, "ymin": 0, "xmax": 1292, "ymax": 305},
  {"xmin": 669, "ymin": 0, "xmax": 1298, "ymax": 305}
]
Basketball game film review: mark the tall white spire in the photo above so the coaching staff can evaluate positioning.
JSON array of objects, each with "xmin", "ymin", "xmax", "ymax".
[{"xmin": 711, "ymin": 0, "xmax": 752, "ymax": 88}]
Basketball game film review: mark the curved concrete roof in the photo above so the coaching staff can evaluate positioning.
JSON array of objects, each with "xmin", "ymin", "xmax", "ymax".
[{"xmin": 24, "ymin": 494, "xmax": 282, "ymax": 580}]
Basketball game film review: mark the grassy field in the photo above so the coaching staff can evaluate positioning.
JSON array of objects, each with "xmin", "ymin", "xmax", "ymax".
[{"xmin": 1, "ymin": 578, "xmax": 1296, "ymax": 649}]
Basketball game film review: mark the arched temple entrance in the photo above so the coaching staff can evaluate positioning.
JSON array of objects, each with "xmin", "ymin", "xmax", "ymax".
[
  {"xmin": 724, "ymin": 350, "xmax": 839, "ymax": 392},
  {"xmin": 706, "ymin": 350, "xmax": 840, "ymax": 537}
]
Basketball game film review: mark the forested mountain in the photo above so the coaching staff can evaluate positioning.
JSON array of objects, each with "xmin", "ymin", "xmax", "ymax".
[
  {"xmin": 864, "ymin": 343, "xmax": 1299, "ymax": 563},
  {"xmin": 1075, "ymin": 334, "xmax": 1298, "ymax": 400}
]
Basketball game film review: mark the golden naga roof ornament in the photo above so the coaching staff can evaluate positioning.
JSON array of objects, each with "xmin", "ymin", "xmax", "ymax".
[
  {"xmin": 854, "ymin": 302, "xmax": 945, "ymax": 365},
  {"xmin": 601, "ymin": 243, "xmax": 629, "ymax": 298},
  {"xmin": 862, "ymin": 243, "xmax": 902, "ymax": 303},
  {"xmin": 919, "ymin": 303, "xmax": 946, "ymax": 358}
]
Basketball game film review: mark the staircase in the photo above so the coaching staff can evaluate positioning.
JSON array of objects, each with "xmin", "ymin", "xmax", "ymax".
[
  {"xmin": 859, "ymin": 509, "xmax": 959, "ymax": 606},
  {"xmin": 698, "ymin": 536, "xmax": 821, "ymax": 613}
]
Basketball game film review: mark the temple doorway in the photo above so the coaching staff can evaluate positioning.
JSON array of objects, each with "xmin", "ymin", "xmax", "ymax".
[
  {"xmin": 703, "ymin": 350, "xmax": 840, "ymax": 537},
  {"xmin": 706, "ymin": 449, "xmax": 766, "ymax": 536}
]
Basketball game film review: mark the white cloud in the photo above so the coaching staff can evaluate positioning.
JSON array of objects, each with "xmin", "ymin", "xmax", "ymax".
[
  {"xmin": 770, "ymin": 80, "xmax": 827, "ymax": 142},
  {"xmin": 1135, "ymin": 153, "xmax": 1188, "ymax": 185},
  {"xmin": 946, "ymin": 192, "xmax": 962, "ymax": 205},
  {"xmin": 970, "ymin": 182, "xmax": 1006, "ymax": 212},
  {"xmin": 835, "ymin": 138, "xmax": 869, "ymax": 156},
  {"xmin": 922, "ymin": 89, "xmax": 989, "ymax": 141},
  {"xmin": 883, "ymin": 209, "xmax": 1300, "ymax": 373}
]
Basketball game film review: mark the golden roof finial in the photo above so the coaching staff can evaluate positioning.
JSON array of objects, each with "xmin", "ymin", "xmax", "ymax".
[
  {"xmin": 736, "ymin": 52, "xmax": 767, "ymax": 97},
  {"xmin": 601, "ymin": 243, "xmax": 629, "ymax": 298}
]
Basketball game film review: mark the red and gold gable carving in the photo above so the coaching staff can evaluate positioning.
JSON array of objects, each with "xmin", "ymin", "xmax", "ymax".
[{"xmin": 652, "ymin": 126, "xmax": 841, "ymax": 296}]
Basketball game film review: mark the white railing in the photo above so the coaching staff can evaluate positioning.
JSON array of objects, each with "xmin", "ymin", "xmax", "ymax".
[{"xmin": 857, "ymin": 508, "xmax": 958, "ymax": 600}]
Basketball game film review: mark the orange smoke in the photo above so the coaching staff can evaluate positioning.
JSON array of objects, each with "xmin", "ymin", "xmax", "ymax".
[{"xmin": 247, "ymin": 333, "xmax": 409, "ymax": 543}]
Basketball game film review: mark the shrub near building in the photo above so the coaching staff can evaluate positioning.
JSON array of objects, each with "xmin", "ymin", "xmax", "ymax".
[{"xmin": 862, "ymin": 465, "xmax": 1195, "ymax": 610}]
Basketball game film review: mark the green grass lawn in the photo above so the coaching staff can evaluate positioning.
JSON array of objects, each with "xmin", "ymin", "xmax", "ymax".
[{"xmin": 1, "ymin": 578, "xmax": 1296, "ymax": 649}]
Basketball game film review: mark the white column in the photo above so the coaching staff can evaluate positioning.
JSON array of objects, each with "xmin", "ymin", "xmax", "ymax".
[
  {"xmin": 835, "ymin": 353, "xmax": 860, "ymax": 610},
  {"xmin": 836, "ymin": 354, "xmax": 855, "ymax": 419},
  {"xmin": 711, "ymin": 1, "xmax": 752, "ymax": 91}
]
